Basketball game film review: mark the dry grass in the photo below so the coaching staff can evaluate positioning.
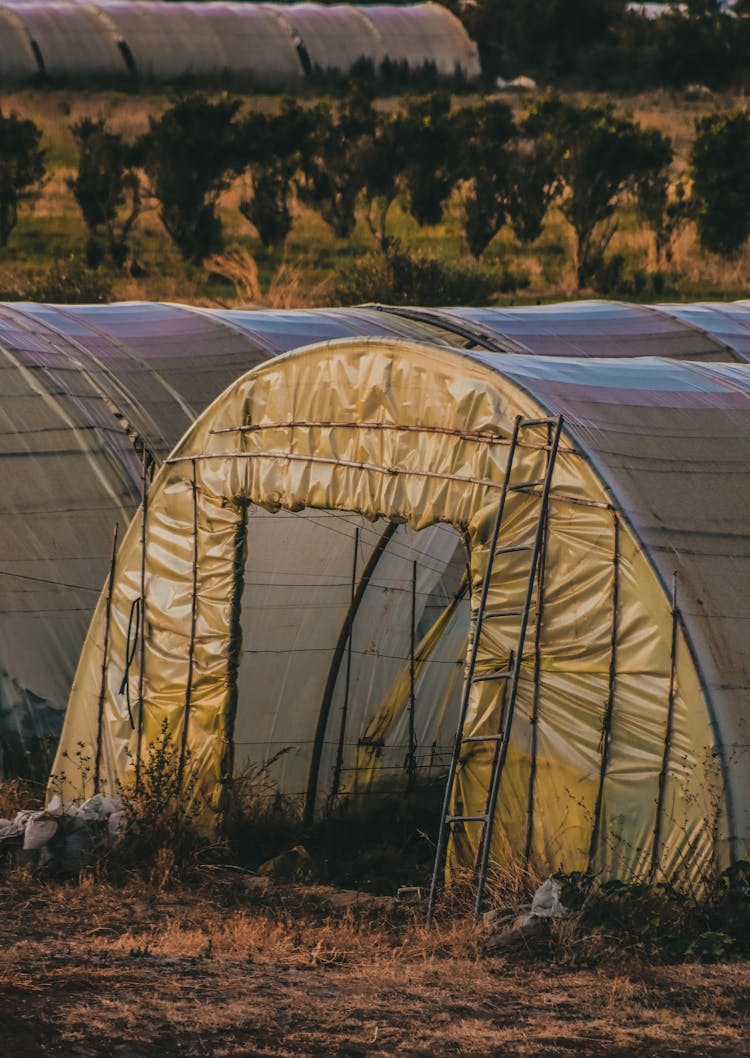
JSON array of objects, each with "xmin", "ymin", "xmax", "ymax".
[{"xmin": 0, "ymin": 870, "xmax": 748, "ymax": 1057}]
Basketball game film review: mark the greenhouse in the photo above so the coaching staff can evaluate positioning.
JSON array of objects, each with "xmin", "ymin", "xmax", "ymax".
[
  {"xmin": 6, "ymin": 1, "xmax": 127, "ymax": 80},
  {"xmin": 4, "ymin": 298, "xmax": 750, "ymax": 787},
  {"xmin": 0, "ymin": 1, "xmax": 481, "ymax": 84},
  {"xmin": 37, "ymin": 307, "xmax": 750, "ymax": 889}
]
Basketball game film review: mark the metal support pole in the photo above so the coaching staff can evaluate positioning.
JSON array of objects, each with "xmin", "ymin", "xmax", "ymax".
[
  {"xmin": 407, "ymin": 559, "xmax": 418, "ymax": 787},
  {"xmin": 178, "ymin": 461, "xmax": 199, "ymax": 790},
  {"xmin": 134, "ymin": 447, "xmax": 150, "ymax": 794},
  {"xmin": 588, "ymin": 512, "xmax": 620, "ymax": 871},
  {"xmin": 329, "ymin": 527, "xmax": 359, "ymax": 808},
  {"xmin": 473, "ymin": 417, "xmax": 564, "ymax": 919},
  {"xmin": 94, "ymin": 522, "xmax": 119, "ymax": 793},
  {"xmin": 650, "ymin": 572, "xmax": 679, "ymax": 882},
  {"xmin": 303, "ymin": 521, "xmax": 397, "ymax": 826},
  {"xmin": 524, "ymin": 422, "xmax": 552, "ymax": 865}
]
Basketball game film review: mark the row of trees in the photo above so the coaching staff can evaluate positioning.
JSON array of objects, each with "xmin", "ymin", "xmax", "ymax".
[
  {"xmin": 1, "ymin": 91, "xmax": 750, "ymax": 291},
  {"xmin": 460, "ymin": 0, "xmax": 750, "ymax": 91}
]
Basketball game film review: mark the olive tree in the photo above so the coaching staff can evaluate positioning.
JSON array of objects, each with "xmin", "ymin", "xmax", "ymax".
[
  {"xmin": 140, "ymin": 95, "xmax": 242, "ymax": 264},
  {"xmin": 69, "ymin": 117, "xmax": 141, "ymax": 268},
  {"xmin": 525, "ymin": 96, "xmax": 670, "ymax": 287},
  {"xmin": 690, "ymin": 110, "xmax": 750, "ymax": 258},
  {"xmin": 297, "ymin": 83, "xmax": 377, "ymax": 240},
  {"xmin": 238, "ymin": 98, "xmax": 312, "ymax": 249},
  {"xmin": 0, "ymin": 109, "xmax": 46, "ymax": 247}
]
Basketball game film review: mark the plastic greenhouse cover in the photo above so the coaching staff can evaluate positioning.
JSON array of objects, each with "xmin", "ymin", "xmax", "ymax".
[
  {"xmin": 485, "ymin": 351, "xmax": 750, "ymax": 862},
  {"xmin": 10, "ymin": 3, "xmax": 128, "ymax": 78},
  {"xmin": 656, "ymin": 302, "xmax": 750, "ymax": 362},
  {"xmin": 265, "ymin": 3, "xmax": 383, "ymax": 74},
  {"xmin": 362, "ymin": 3, "xmax": 481, "ymax": 76},
  {"xmin": 95, "ymin": 1, "xmax": 226, "ymax": 79},
  {"xmin": 182, "ymin": 2, "xmax": 305, "ymax": 85},
  {"xmin": 3, "ymin": 297, "xmax": 750, "ymax": 792},
  {"xmin": 448, "ymin": 302, "xmax": 744, "ymax": 360},
  {"xmin": 0, "ymin": 8, "xmax": 40, "ymax": 79},
  {"xmin": 51, "ymin": 339, "xmax": 750, "ymax": 881}
]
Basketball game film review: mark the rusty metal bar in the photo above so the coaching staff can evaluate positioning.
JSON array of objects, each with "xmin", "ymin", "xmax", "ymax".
[
  {"xmin": 167, "ymin": 450, "xmax": 606, "ymax": 511},
  {"xmin": 211, "ymin": 418, "xmax": 572, "ymax": 454}
]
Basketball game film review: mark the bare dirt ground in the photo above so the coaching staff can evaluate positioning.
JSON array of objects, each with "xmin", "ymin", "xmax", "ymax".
[{"xmin": 1, "ymin": 870, "xmax": 749, "ymax": 1058}]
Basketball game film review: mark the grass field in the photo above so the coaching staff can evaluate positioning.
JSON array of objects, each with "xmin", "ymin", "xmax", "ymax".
[{"xmin": 2, "ymin": 87, "xmax": 750, "ymax": 308}]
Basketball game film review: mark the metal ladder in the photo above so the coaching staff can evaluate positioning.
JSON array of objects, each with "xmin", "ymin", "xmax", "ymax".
[{"xmin": 427, "ymin": 413, "xmax": 564, "ymax": 921}]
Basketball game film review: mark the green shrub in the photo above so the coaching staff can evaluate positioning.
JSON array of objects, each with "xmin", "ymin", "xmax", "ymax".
[
  {"xmin": 24, "ymin": 255, "xmax": 114, "ymax": 303},
  {"xmin": 553, "ymin": 863, "xmax": 750, "ymax": 962},
  {"xmin": 334, "ymin": 245, "xmax": 527, "ymax": 306},
  {"xmin": 0, "ymin": 108, "xmax": 46, "ymax": 247}
]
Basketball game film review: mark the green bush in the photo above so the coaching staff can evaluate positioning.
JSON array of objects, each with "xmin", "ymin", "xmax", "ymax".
[
  {"xmin": 24, "ymin": 255, "xmax": 114, "ymax": 303},
  {"xmin": 553, "ymin": 863, "xmax": 750, "ymax": 962},
  {"xmin": 334, "ymin": 245, "xmax": 528, "ymax": 306}
]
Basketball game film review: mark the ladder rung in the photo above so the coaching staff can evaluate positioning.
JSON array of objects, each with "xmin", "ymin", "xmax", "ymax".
[
  {"xmin": 520, "ymin": 417, "xmax": 558, "ymax": 428},
  {"xmin": 446, "ymin": 814, "xmax": 488, "ymax": 824},
  {"xmin": 462, "ymin": 733, "xmax": 504, "ymax": 743},
  {"xmin": 472, "ymin": 670, "xmax": 514, "ymax": 684},
  {"xmin": 508, "ymin": 478, "xmax": 545, "ymax": 491},
  {"xmin": 495, "ymin": 544, "xmax": 532, "ymax": 556},
  {"xmin": 483, "ymin": 608, "xmax": 523, "ymax": 619}
]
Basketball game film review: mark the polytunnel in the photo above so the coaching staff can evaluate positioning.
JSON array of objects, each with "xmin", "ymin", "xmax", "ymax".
[
  {"xmin": 51, "ymin": 332, "xmax": 750, "ymax": 891},
  {"xmin": 268, "ymin": 3, "xmax": 384, "ymax": 77},
  {"xmin": 5, "ymin": 297, "xmax": 750, "ymax": 795},
  {"xmin": 360, "ymin": 3, "xmax": 482, "ymax": 79},
  {"xmin": 8, "ymin": 2, "xmax": 129, "ymax": 80},
  {"xmin": 0, "ymin": 6, "xmax": 40, "ymax": 80},
  {"xmin": 0, "ymin": 300, "xmax": 462, "ymax": 778},
  {"xmin": 0, "ymin": 2, "xmax": 480, "ymax": 84}
]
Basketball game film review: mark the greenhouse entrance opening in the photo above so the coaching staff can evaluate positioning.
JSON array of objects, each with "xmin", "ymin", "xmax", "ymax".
[{"xmin": 231, "ymin": 506, "xmax": 471, "ymax": 837}]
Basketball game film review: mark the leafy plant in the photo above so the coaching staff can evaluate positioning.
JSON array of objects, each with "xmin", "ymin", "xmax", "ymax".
[
  {"xmin": 114, "ymin": 718, "xmax": 206, "ymax": 886},
  {"xmin": 396, "ymin": 92, "xmax": 461, "ymax": 228},
  {"xmin": 68, "ymin": 117, "xmax": 141, "ymax": 268},
  {"xmin": 525, "ymin": 95, "xmax": 673, "ymax": 287},
  {"xmin": 298, "ymin": 83, "xmax": 377, "ymax": 240},
  {"xmin": 690, "ymin": 110, "xmax": 750, "ymax": 258},
  {"xmin": 334, "ymin": 244, "xmax": 526, "ymax": 306},
  {"xmin": 25, "ymin": 254, "xmax": 114, "ymax": 303},
  {"xmin": 0, "ymin": 108, "xmax": 46, "ymax": 247},
  {"xmin": 140, "ymin": 94, "xmax": 242, "ymax": 263},
  {"xmin": 238, "ymin": 98, "xmax": 312, "ymax": 249}
]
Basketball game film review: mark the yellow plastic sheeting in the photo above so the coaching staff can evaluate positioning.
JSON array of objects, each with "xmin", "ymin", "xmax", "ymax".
[{"xmin": 51, "ymin": 338, "xmax": 723, "ymax": 883}]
